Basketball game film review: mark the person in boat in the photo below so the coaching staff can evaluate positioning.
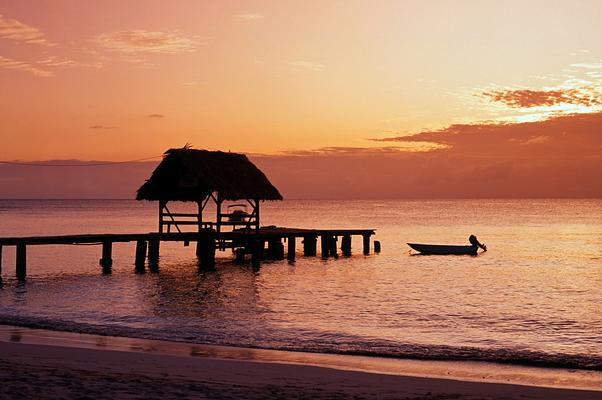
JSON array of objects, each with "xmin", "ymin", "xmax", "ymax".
[{"xmin": 469, "ymin": 234, "xmax": 487, "ymax": 251}]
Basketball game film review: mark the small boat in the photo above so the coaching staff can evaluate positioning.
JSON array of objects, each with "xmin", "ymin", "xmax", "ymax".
[{"xmin": 407, "ymin": 243, "xmax": 480, "ymax": 255}]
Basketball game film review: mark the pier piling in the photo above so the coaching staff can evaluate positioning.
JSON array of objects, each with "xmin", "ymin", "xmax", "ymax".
[
  {"xmin": 148, "ymin": 239, "xmax": 160, "ymax": 271},
  {"xmin": 251, "ymin": 240, "xmax": 263, "ymax": 268},
  {"xmin": 100, "ymin": 241, "xmax": 113, "ymax": 273},
  {"xmin": 135, "ymin": 240, "xmax": 147, "ymax": 273},
  {"xmin": 341, "ymin": 235, "xmax": 352, "ymax": 256},
  {"xmin": 320, "ymin": 235, "xmax": 329, "ymax": 258},
  {"xmin": 287, "ymin": 236, "xmax": 296, "ymax": 261},
  {"xmin": 328, "ymin": 236, "xmax": 338, "ymax": 258},
  {"xmin": 0, "ymin": 244, "xmax": 3, "ymax": 281},
  {"xmin": 234, "ymin": 248, "xmax": 246, "ymax": 264},
  {"xmin": 363, "ymin": 234, "xmax": 370, "ymax": 255},
  {"xmin": 16, "ymin": 242, "xmax": 26, "ymax": 281},
  {"xmin": 197, "ymin": 231, "xmax": 216, "ymax": 269},
  {"xmin": 267, "ymin": 239, "xmax": 284, "ymax": 260},
  {"xmin": 303, "ymin": 235, "xmax": 317, "ymax": 256}
]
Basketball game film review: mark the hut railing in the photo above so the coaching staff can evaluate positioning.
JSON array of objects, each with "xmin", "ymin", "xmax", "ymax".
[{"xmin": 160, "ymin": 204, "xmax": 214, "ymax": 233}]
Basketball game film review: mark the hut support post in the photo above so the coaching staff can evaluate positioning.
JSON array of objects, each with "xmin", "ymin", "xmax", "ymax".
[
  {"xmin": 254, "ymin": 199, "xmax": 260, "ymax": 232},
  {"xmin": 303, "ymin": 235, "xmax": 317, "ymax": 256},
  {"xmin": 0, "ymin": 244, "xmax": 3, "ymax": 281},
  {"xmin": 16, "ymin": 242, "xmax": 26, "ymax": 281},
  {"xmin": 363, "ymin": 234, "xmax": 370, "ymax": 255},
  {"xmin": 287, "ymin": 236, "xmax": 296, "ymax": 261},
  {"xmin": 197, "ymin": 201, "xmax": 202, "ymax": 231},
  {"xmin": 341, "ymin": 235, "xmax": 352, "ymax": 256},
  {"xmin": 197, "ymin": 231, "xmax": 216, "ymax": 270},
  {"xmin": 100, "ymin": 241, "xmax": 113, "ymax": 273},
  {"xmin": 215, "ymin": 193, "xmax": 223, "ymax": 234},
  {"xmin": 135, "ymin": 240, "xmax": 147, "ymax": 273},
  {"xmin": 158, "ymin": 200, "xmax": 166, "ymax": 233}
]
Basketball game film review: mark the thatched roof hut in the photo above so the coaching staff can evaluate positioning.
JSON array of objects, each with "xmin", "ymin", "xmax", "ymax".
[
  {"xmin": 136, "ymin": 148, "xmax": 282, "ymax": 202},
  {"xmin": 137, "ymin": 148, "xmax": 282, "ymax": 233}
]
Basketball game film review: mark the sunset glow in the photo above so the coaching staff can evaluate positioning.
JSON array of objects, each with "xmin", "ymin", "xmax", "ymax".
[
  {"xmin": 2, "ymin": 3, "xmax": 602, "ymax": 398},
  {"xmin": 1, "ymin": 1, "xmax": 601, "ymax": 159},
  {"xmin": 1, "ymin": 1, "xmax": 601, "ymax": 198}
]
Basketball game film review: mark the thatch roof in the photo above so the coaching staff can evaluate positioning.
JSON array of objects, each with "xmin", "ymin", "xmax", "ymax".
[{"xmin": 136, "ymin": 148, "xmax": 283, "ymax": 202}]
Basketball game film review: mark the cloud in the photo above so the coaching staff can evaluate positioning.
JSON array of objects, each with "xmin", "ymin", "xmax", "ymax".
[
  {"xmin": 147, "ymin": 113, "xmax": 164, "ymax": 118},
  {"xmin": 234, "ymin": 13, "xmax": 264, "ymax": 21},
  {"xmin": 37, "ymin": 56, "xmax": 77, "ymax": 68},
  {"xmin": 0, "ymin": 55, "xmax": 54, "ymax": 77},
  {"xmin": 281, "ymin": 144, "xmax": 446, "ymax": 156},
  {"xmin": 372, "ymin": 112, "xmax": 602, "ymax": 158},
  {"xmin": 89, "ymin": 125, "xmax": 116, "ymax": 130},
  {"xmin": 481, "ymin": 88, "xmax": 602, "ymax": 108},
  {"xmin": 570, "ymin": 63, "xmax": 602, "ymax": 69},
  {"xmin": 289, "ymin": 61, "xmax": 325, "ymax": 72},
  {"xmin": 97, "ymin": 30, "xmax": 200, "ymax": 53},
  {"xmin": 520, "ymin": 135, "xmax": 550, "ymax": 145},
  {"xmin": 249, "ymin": 112, "xmax": 602, "ymax": 198},
  {"xmin": 0, "ymin": 14, "xmax": 54, "ymax": 46}
]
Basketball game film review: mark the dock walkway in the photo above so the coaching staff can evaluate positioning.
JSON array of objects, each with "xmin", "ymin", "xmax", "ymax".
[{"xmin": 0, "ymin": 227, "xmax": 377, "ymax": 281}]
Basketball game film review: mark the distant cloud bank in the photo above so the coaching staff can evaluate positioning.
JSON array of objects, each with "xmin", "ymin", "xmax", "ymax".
[{"xmin": 3, "ymin": 112, "xmax": 599, "ymax": 199}]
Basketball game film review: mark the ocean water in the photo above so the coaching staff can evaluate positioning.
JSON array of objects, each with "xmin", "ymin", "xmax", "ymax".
[{"xmin": 0, "ymin": 199, "xmax": 601, "ymax": 370}]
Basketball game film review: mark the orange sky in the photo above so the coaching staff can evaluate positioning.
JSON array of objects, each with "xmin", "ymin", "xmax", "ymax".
[{"xmin": 1, "ymin": 1, "xmax": 601, "ymax": 198}]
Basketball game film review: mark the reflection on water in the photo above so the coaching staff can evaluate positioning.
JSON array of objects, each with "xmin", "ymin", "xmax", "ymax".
[{"xmin": 0, "ymin": 199, "xmax": 601, "ymax": 369}]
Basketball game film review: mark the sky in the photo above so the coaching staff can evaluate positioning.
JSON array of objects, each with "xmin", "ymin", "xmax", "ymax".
[{"xmin": 1, "ymin": 0, "xmax": 601, "ymax": 198}]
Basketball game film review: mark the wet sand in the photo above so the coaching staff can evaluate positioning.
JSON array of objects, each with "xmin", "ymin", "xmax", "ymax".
[{"xmin": 1, "ymin": 325, "xmax": 601, "ymax": 399}]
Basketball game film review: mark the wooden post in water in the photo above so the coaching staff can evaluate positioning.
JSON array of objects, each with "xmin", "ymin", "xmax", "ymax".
[
  {"xmin": 267, "ymin": 239, "xmax": 284, "ymax": 260},
  {"xmin": 320, "ymin": 235, "xmax": 329, "ymax": 258},
  {"xmin": 148, "ymin": 238, "xmax": 160, "ymax": 272},
  {"xmin": 303, "ymin": 235, "xmax": 317, "ymax": 256},
  {"xmin": 100, "ymin": 241, "xmax": 113, "ymax": 273},
  {"xmin": 0, "ymin": 244, "xmax": 3, "ymax": 282},
  {"xmin": 287, "ymin": 236, "xmax": 296, "ymax": 261},
  {"xmin": 197, "ymin": 231, "xmax": 216, "ymax": 270},
  {"xmin": 135, "ymin": 240, "xmax": 147, "ymax": 273},
  {"xmin": 251, "ymin": 240, "xmax": 263, "ymax": 268},
  {"xmin": 329, "ymin": 236, "xmax": 338, "ymax": 258},
  {"xmin": 341, "ymin": 235, "xmax": 352, "ymax": 256},
  {"xmin": 362, "ymin": 234, "xmax": 370, "ymax": 255},
  {"xmin": 16, "ymin": 242, "xmax": 26, "ymax": 281},
  {"xmin": 234, "ymin": 248, "xmax": 246, "ymax": 264}
]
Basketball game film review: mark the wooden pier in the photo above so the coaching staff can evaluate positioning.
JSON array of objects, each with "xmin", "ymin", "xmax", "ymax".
[
  {"xmin": 0, "ymin": 227, "xmax": 377, "ymax": 281},
  {"xmin": 0, "ymin": 148, "xmax": 381, "ymax": 281}
]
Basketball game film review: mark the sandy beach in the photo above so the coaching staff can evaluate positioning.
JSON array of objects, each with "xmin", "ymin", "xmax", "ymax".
[{"xmin": 0, "ymin": 326, "xmax": 600, "ymax": 400}]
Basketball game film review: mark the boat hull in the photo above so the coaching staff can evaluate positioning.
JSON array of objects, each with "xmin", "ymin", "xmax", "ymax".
[{"xmin": 407, "ymin": 243, "xmax": 478, "ymax": 255}]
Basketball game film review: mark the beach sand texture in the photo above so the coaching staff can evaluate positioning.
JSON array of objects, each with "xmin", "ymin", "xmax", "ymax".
[{"xmin": 2, "ymin": 340, "xmax": 601, "ymax": 400}]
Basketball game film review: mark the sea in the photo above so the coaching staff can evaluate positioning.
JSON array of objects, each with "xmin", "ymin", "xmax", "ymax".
[{"xmin": 0, "ymin": 199, "xmax": 601, "ymax": 372}]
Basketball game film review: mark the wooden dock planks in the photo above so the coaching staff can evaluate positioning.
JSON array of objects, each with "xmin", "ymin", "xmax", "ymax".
[{"xmin": 0, "ymin": 227, "xmax": 376, "ymax": 280}]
